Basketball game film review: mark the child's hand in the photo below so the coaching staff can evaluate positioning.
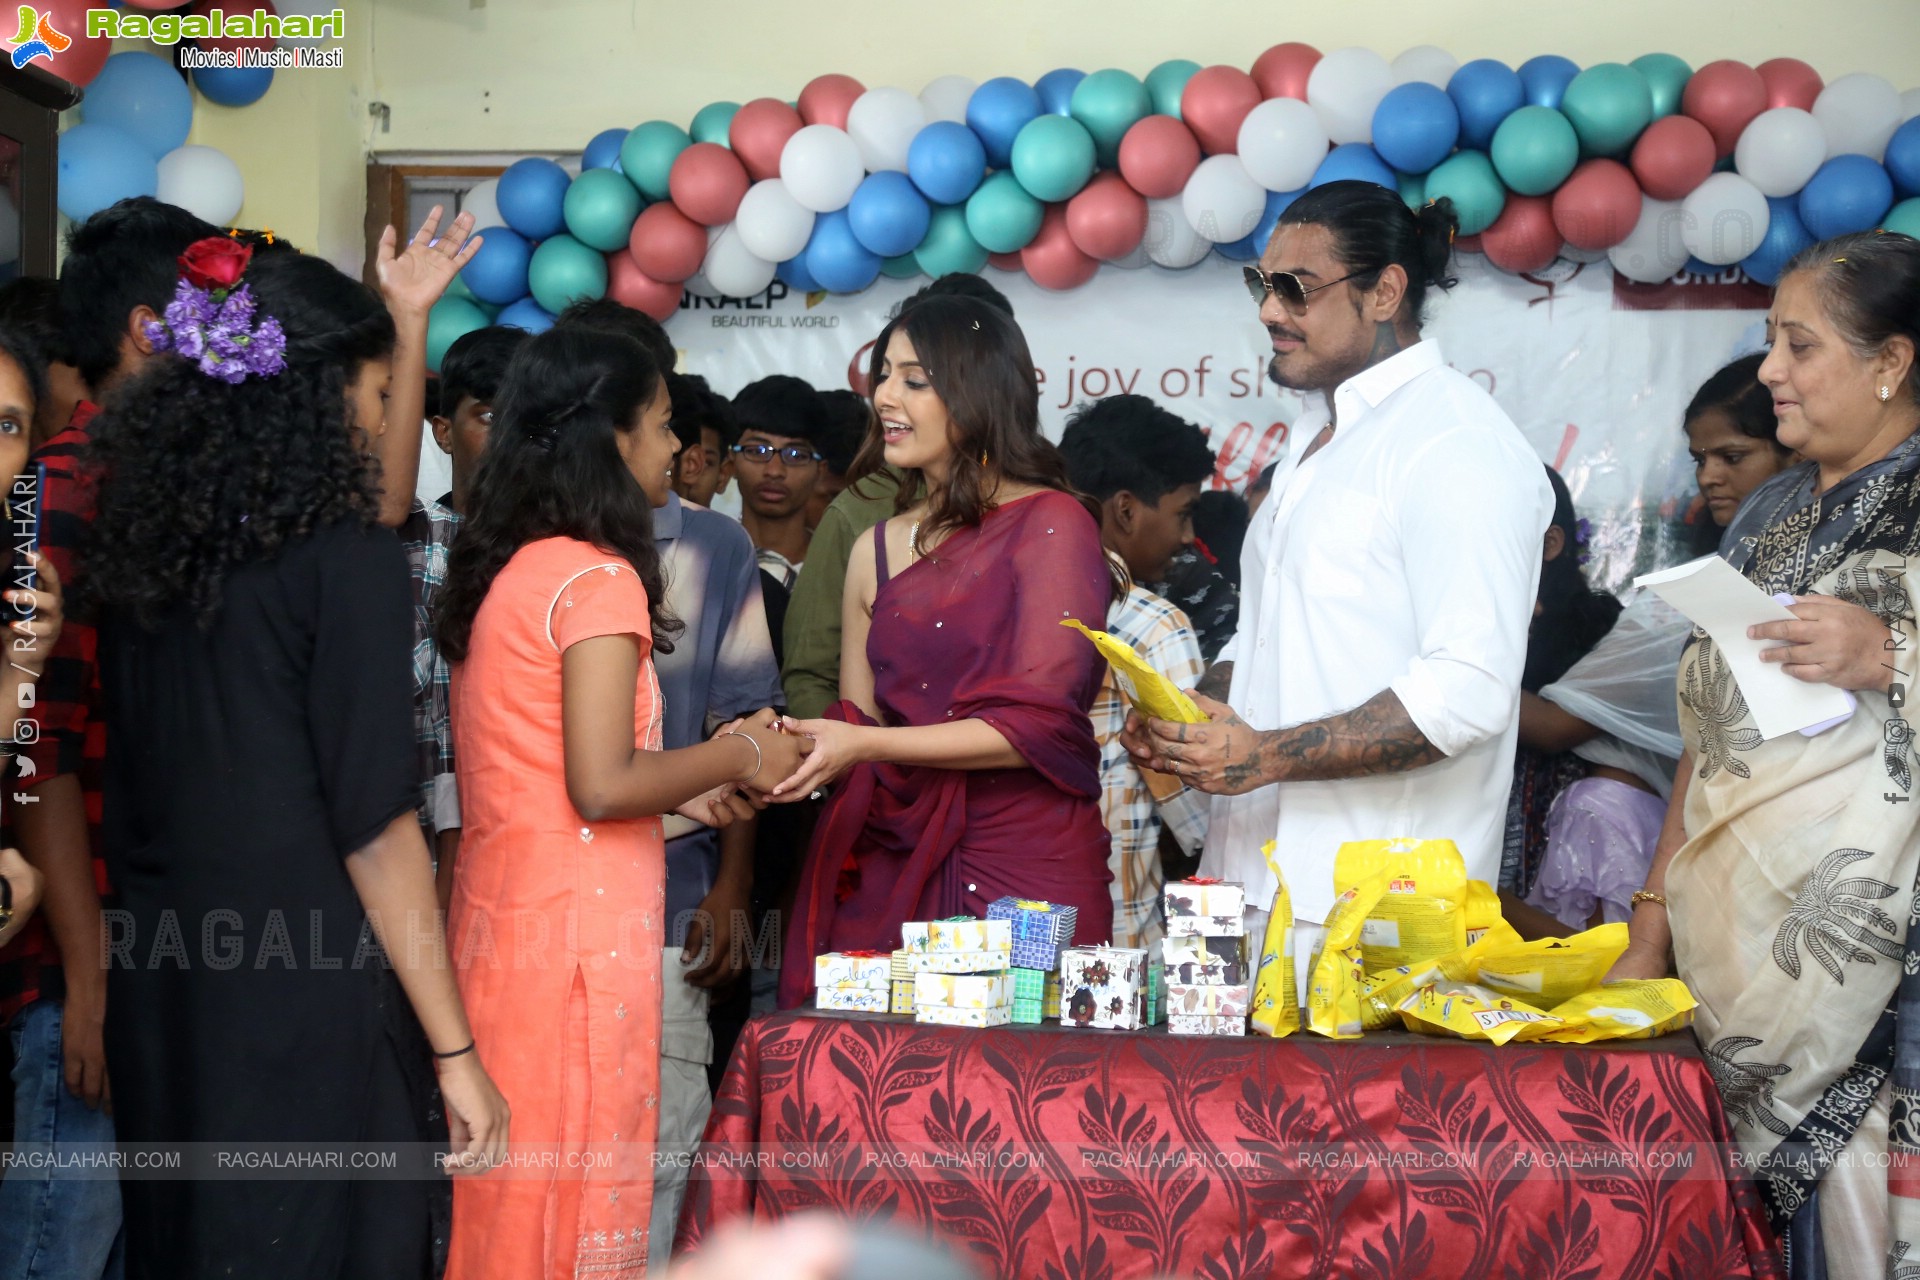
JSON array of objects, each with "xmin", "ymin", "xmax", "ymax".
[{"xmin": 376, "ymin": 206, "xmax": 482, "ymax": 319}]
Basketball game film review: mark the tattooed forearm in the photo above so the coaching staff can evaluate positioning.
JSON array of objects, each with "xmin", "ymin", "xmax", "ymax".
[
  {"xmin": 1227, "ymin": 688, "xmax": 1444, "ymax": 789},
  {"xmin": 1195, "ymin": 662, "xmax": 1234, "ymax": 702}
]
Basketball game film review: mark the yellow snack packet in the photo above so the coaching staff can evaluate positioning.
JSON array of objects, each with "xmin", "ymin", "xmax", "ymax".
[
  {"xmin": 1357, "ymin": 917, "xmax": 1525, "ymax": 1031},
  {"xmin": 1468, "ymin": 922, "xmax": 1631, "ymax": 1008},
  {"xmin": 1518, "ymin": 979, "xmax": 1699, "ymax": 1044},
  {"xmin": 1061, "ymin": 619, "xmax": 1206, "ymax": 724},
  {"xmin": 1306, "ymin": 870, "xmax": 1390, "ymax": 1039},
  {"xmin": 1250, "ymin": 841, "xmax": 1299, "ymax": 1038},
  {"xmin": 1463, "ymin": 879, "xmax": 1501, "ymax": 946},
  {"xmin": 1332, "ymin": 838, "xmax": 1469, "ymax": 971},
  {"xmin": 1395, "ymin": 980, "xmax": 1562, "ymax": 1046}
]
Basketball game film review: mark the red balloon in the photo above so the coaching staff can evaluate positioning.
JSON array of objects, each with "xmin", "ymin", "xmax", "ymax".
[
  {"xmin": 190, "ymin": 0, "xmax": 277, "ymax": 55},
  {"xmin": 1251, "ymin": 42, "xmax": 1321, "ymax": 102},
  {"xmin": 607, "ymin": 251, "xmax": 684, "ymax": 323},
  {"xmin": 1681, "ymin": 60, "xmax": 1767, "ymax": 158},
  {"xmin": 1022, "ymin": 205, "xmax": 1099, "ymax": 291},
  {"xmin": 798, "ymin": 74, "xmax": 865, "ymax": 129},
  {"xmin": 1756, "ymin": 58, "xmax": 1823, "ymax": 112},
  {"xmin": 628, "ymin": 202, "xmax": 709, "ymax": 284},
  {"xmin": 728, "ymin": 98, "xmax": 803, "ymax": 183},
  {"xmin": 1454, "ymin": 232, "xmax": 1484, "ymax": 255},
  {"xmin": 1065, "ymin": 171, "xmax": 1148, "ymax": 260},
  {"xmin": 1480, "ymin": 194, "xmax": 1562, "ymax": 274},
  {"xmin": 1631, "ymin": 115, "xmax": 1716, "ymax": 201},
  {"xmin": 1118, "ymin": 115, "xmax": 1202, "ymax": 199},
  {"xmin": 1550, "ymin": 159, "xmax": 1643, "ymax": 251},
  {"xmin": 7, "ymin": 0, "xmax": 112, "ymax": 86},
  {"xmin": 986, "ymin": 251, "xmax": 1023, "ymax": 272},
  {"xmin": 668, "ymin": 143, "xmax": 749, "ymax": 226},
  {"xmin": 1180, "ymin": 65, "xmax": 1261, "ymax": 155}
]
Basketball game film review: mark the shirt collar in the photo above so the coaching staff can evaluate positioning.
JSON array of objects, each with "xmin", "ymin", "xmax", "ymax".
[
  {"xmin": 1330, "ymin": 339, "xmax": 1446, "ymax": 425},
  {"xmin": 653, "ymin": 491, "xmax": 684, "ymax": 543}
]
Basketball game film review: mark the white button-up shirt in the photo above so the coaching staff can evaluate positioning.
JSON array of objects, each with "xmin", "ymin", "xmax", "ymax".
[{"xmin": 1203, "ymin": 340, "xmax": 1552, "ymax": 921}]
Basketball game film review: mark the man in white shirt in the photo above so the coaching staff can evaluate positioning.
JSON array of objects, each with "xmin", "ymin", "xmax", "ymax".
[{"xmin": 1123, "ymin": 180, "xmax": 1552, "ymax": 979}]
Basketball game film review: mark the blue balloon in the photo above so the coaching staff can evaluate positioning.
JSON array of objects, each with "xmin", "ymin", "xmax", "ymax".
[
  {"xmin": 1740, "ymin": 197, "xmax": 1815, "ymax": 285},
  {"xmin": 460, "ymin": 227, "xmax": 534, "ymax": 305},
  {"xmin": 83, "ymin": 52, "xmax": 192, "ymax": 158},
  {"xmin": 1447, "ymin": 59, "xmax": 1523, "ymax": 151},
  {"xmin": 582, "ymin": 128, "xmax": 628, "ymax": 172},
  {"xmin": 1683, "ymin": 255, "xmax": 1724, "ymax": 277},
  {"xmin": 907, "ymin": 121, "xmax": 988, "ymax": 205},
  {"xmin": 804, "ymin": 209, "xmax": 883, "ymax": 293},
  {"xmin": 1372, "ymin": 83, "xmax": 1460, "ymax": 174},
  {"xmin": 847, "ymin": 171, "xmax": 933, "ymax": 259},
  {"xmin": 496, "ymin": 157, "xmax": 571, "ymax": 241},
  {"xmin": 966, "ymin": 77, "xmax": 1042, "ymax": 169},
  {"xmin": 776, "ymin": 254, "xmax": 821, "ymax": 292},
  {"xmin": 496, "ymin": 297, "xmax": 557, "ymax": 335},
  {"xmin": 191, "ymin": 65, "xmax": 273, "ymax": 108},
  {"xmin": 1518, "ymin": 56, "xmax": 1580, "ymax": 110},
  {"xmin": 1311, "ymin": 144, "xmax": 1398, "ymax": 191},
  {"xmin": 1887, "ymin": 117, "xmax": 1920, "ymax": 198},
  {"xmin": 1217, "ymin": 187, "xmax": 1302, "ymax": 261},
  {"xmin": 57, "ymin": 123, "xmax": 158, "ymax": 223},
  {"xmin": 1035, "ymin": 68, "xmax": 1086, "ymax": 118},
  {"xmin": 1798, "ymin": 155, "xmax": 1897, "ymax": 240}
]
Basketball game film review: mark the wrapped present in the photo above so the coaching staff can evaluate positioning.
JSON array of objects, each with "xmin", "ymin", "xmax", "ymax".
[
  {"xmin": 914, "ymin": 971, "xmax": 1013, "ymax": 1010},
  {"xmin": 817, "ymin": 985, "xmax": 891, "ymax": 1013},
  {"xmin": 1167, "ymin": 983, "xmax": 1251, "ymax": 1017},
  {"xmin": 1168, "ymin": 1012, "xmax": 1247, "ymax": 1036},
  {"xmin": 901, "ymin": 918, "xmax": 1013, "ymax": 955},
  {"xmin": 1161, "ymin": 934, "xmax": 1249, "ymax": 985},
  {"xmin": 890, "ymin": 948, "xmax": 914, "ymax": 980},
  {"xmin": 814, "ymin": 951, "xmax": 892, "ymax": 990},
  {"xmin": 1012, "ymin": 967, "xmax": 1051, "ymax": 1002},
  {"xmin": 890, "ymin": 978, "xmax": 917, "ymax": 1015},
  {"xmin": 1045, "ymin": 977, "xmax": 1062, "ymax": 1020},
  {"xmin": 1010, "ymin": 997, "xmax": 1046, "ymax": 1025},
  {"xmin": 1059, "ymin": 946, "xmax": 1150, "ymax": 1030},
  {"xmin": 916, "ymin": 1003, "xmax": 1013, "ymax": 1029},
  {"xmin": 904, "ymin": 949, "xmax": 1012, "ymax": 975},
  {"xmin": 986, "ymin": 897, "xmax": 1080, "ymax": 969},
  {"xmin": 1163, "ymin": 879, "xmax": 1247, "ymax": 936},
  {"xmin": 1146, "ymin": 960, "xmax": 1166, "ymax": 1026}
]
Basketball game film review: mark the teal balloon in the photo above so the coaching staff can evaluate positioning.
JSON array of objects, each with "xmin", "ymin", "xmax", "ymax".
[
  {"xmin": 1145, "ymin": 59, "xmax": 1201, "ymax": 120},
  {"xmin": 528, "ymin": 235, "xmax": 609, "ymax": 315},
  {"xmin": 1071, "ymin": 69, "xmax": 1152, "ymax": 167},
  {"xmin": 620, "ymin": 121, "xmax": 692, "ymax": 202},
  {"xmin": 1010, "ymin": 115, "xmax": 1097, "ymax": 202},
  {"xmin": 1490, "ymin": 106, "xmax": 1580, "ymax": 195},
  {"xmin": 881, "ymin": 253, "xmax": 923, "ymax": 280},
  {"xmin": 444, "ymin": 273, "xmax": 480, "ymax": 306},
  {"xmin": 1397, "ymin": 170, "xmax": 1427, "ymax": 208},
  {"xmin": 964, "ymin": 171, "xmax": 1045, "ymax": 253},
  {"xmin": 691, "ymin": 101, "xmax": 740, "ymax": 147},
  {"xmin": 1559, "ymin": 63, "xmax": 1653, "ymax": 157},
  {"xmin": 914, "ymin": 204, "xmax": 989, "ymax": 276},
  {"xmin": 1885, "ymin": 198, "xmax": 1920, "ymax": 238},
  {"xmin": 1425, "ymin": 150, "xmax": 1506, "ymax": 235},
  {"xmin": 426, "ymin": 298, "xmax": 490, "ymax": 375},
  {"xmin": 1630, "ymin": 53, "xmax": 1691, "ymax": 120},
  {"xmin": 563, "ymin": 169, "xmax": 642, "ymax": 252}
]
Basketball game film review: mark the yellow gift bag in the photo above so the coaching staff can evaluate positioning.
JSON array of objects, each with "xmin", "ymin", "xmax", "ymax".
[
  {"xmin": 1307, "ymin": 870, "xmax": 1391, "ymax": 1039},
  {"xmin": 1332, "ymin": 838, "xmax": 1469, "ymax": 972},
  {"xmin": 1467, "ymin": 923, "xmax": 1631, "ymax": 1008},
  {"xmin": 1061, "ymin": 620, "xmax": 1206, "ymax": 724},
  {"xmin": 1517, "ymin": 979, "xmax": 1699, "ymax": 1044},
  {"xmin": 1250, "ymin": 841, "xmax": 1299, "ymax": 1038}
]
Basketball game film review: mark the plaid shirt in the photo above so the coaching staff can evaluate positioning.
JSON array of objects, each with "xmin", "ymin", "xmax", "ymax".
[
  {"xmin": 400, "ymin": 495, "xmax": 461, "ymax": 833},
  {"xmin": 1095, "ymin": 585, "xmax": 1210, "ymax": 951}
]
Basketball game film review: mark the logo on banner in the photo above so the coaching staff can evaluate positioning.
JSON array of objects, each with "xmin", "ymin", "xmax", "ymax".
[{"xmin": 8, "ymin": 7, "xmax": 70, "ymax": 69}]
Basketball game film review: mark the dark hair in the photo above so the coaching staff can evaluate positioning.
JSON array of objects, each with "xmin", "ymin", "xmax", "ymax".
[
  {"xmin": 1276, "ymin": 181, "xmax": 1459, "ymax": 325},
  {"xmin": 436, "ymin": 325, "xmax": 679, "ymax": 662},
  {"xmin": 85, "ymin": 251, "xmax": 396, "ymax": 630},
  {"xmin": 1782, "ymin": 230, "xmax": 1920, "ymax": 404},
  {"xmin": 556, "ymin": 296, "xmax": 676, "ymax": 374},
  {"xmin": 1684, "ymin": 353, "xmax": 1782, "ymax": 446},
  {"xmin": 1058, "ymin": 394, "xmax": 1216, "ymax": 505},
  {"xmin": 666, "ymin": 372, "xmax": 737, "ymax": 452},
  {"xmin": 437, "ymin": 325, "xmax": 528, "ymax": 419},
  {"xmin": 0, "ymin": 322, "xmax": 48, "ymax": 418},
  {"xmin": 893, "ymin": 272, "xmax": 1015, "ymax": 320},
  {"xmin": 59, "ymin": 197, "xmax": 221, "ymax": 392},
  {"xmin": 1526, "ymin": 465, "xmax": 1622, "ymax": 692},
  {"xmin": 0, "ymin": 277, "xmax": 70, "ymax": 367},
  {"xmin": 817, "ymin": 388, "xmax": 872, "ymax": 476},
  {"xmin": 1192, "ymin": 490, "xmax": 1249, "ymax": 586},
  {"xmin": 1251, "ymin": 461, "xmax": 1278, "ymax": 496},
  {"xmin": 732, "ymin": 374, "xmax": 828, "ymax": 446}
]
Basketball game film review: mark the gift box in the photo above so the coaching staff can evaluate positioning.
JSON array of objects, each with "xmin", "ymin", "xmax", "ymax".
[
  {"xmin": 891, "ymin": 948, "xmax": 913, "ymax": 980},
  {"xmin": 1167, "ymin": 983, "xmax": 1251, "ymax": 1018},
  {"xmin": 904, "ymin": 949, "xmax": 1012, "ymax": 974},
  {"xmin": 1167, "ymin": 1012, "xmax": 1247, "ymax": 1037},
  {"xmin": 1010, "ymin": 998, "xmax": 1046, "ymax": 1025},
  {"xmin": 914, "ymin": 971, "xmax": 1012, "ymax": 1010},
  {"xmin": 817, "ymin": 985, "xmax": 891, "ymax": 1013},
  {"xmin": 890, "ymin": 978, "xmax": 917, "ymax": 1015},
  {"xmin": 1059, "ymin": 946, "xmax": 1150, "ymax": 1030},
  {"xmin": 1012, "ymin": 967, "xmax": 1050, "ymax": 1001},
  {"xmin": 1163, "ymin": 879, "xmax": 1247, "ymax": 936},
  {"xmin": 986, "ymin": 897, "xmax": 1080, "ymax": 969},
  {"xmin": 917, "ymin": 1004, "xmax": 1014, "ymax": 1029},
  {"xmin": 901, "ymin": 918, "xmax": 1013, "ymax": 955},
  {"xmin": 1161, "ymin": 934, "xmax": 1249, "ymax": 985},
  {"xmin": 814, "ymin": 952, "xmax": 892, "ymax": 990},
  {"xmin": 1147, "ymin": 960, "xmax": 1166, "ymax": 1026}
]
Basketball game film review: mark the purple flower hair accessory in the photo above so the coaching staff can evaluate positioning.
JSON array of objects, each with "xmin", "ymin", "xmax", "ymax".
[{"xmin": 143, "ymin": 277, "xmax": 288, "ymax": 386}]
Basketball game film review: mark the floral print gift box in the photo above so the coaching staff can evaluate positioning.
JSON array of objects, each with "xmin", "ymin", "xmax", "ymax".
[
  {"xmin": 1059, "ymin": 946, "xmax": 1149, "ymax": 1031},
  {"xmin": 1163, "ymin": 879, "xmax": 1247, "ymax": 937}
]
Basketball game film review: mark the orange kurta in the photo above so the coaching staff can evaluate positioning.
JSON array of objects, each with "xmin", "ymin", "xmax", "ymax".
[{"xmin": 445, "ymin": 538, "xmax": 666, "ymax": 1280}]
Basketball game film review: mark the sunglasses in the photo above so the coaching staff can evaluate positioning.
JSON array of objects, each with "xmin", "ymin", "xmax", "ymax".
[
  {"xmin": 731, "ymin": 442, "xmax": 822, "ymax": 465},
  {"xmin": 1242, "ymin": 265, "xmax": 1363, "ymax": 315}
]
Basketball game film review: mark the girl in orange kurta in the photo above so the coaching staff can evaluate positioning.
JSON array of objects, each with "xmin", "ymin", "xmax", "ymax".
[{"xmin": 435, "ymin": 325, "xmax": 803, "ymax": 1279}]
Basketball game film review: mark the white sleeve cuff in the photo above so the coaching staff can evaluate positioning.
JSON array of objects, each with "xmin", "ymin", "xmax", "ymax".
[
  {"xmin": 1389, "ymin": 664, "xmax": 1464, "ymax": 759},
  {"xmin": 432, "ymin": 773, "xmax": 462, "ymax": 833}
]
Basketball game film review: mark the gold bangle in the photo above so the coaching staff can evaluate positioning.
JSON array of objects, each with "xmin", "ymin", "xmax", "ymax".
[{"xmin": 1630, "ymin": 891, "xmax": 1668, "ymax": 909}]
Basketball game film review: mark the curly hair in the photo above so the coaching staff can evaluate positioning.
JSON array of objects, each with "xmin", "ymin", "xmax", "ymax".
[
  {"xmin": 84, "ymin": 250, "xmax": 396, "ymax": 630},
  {"xmin": 435, "ymin": 325, "xmax": 680, "ymax": 662}
]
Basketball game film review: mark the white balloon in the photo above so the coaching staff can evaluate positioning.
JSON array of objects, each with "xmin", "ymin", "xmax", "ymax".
[
  {"xmin": 1392, "ymin": 45, "xmax": 1459, "ymax": 89},
  {"xmin": 702, "ymin": 223, "xmax": 777, "ymax": 298},
  {"xmin": 1181, "ymin": 154, "xmax": 1266, "ymax": 244},
  {"xmin": 1236, "ymin": 97, "xmax": 1328, "ymax": 193},
  {"xmin": 1107, "ymin": 242, "xmax": 1151, "ymax": 270},
  {"xmin": 920, "ymin": 75, "xmax": 978, "ymax": 126},
  {"xmin": 156, "ymin": 145, "xmax": 245, "ymax": 226},
  {"xmin": 1559, "ymin": 242, "xmax": 1610, "ymax": 265},
  {"xmin": 462, "ymin": 178, "xmax": 504, "ymax": 232},
  {"xmin": 1143, "ymin": 196, "xmax": 1211, "ymax": 268},
  {"xmin": 1734, "ymin": 108, "xmax": 1827, "ymax": 197},
  {"xmin": 0, "ymin": 189, "xmax": 19, "ymax": 267},
  {"xmin": 1307, "ymin": 47, "xmax": 1394, "ymax": 146},
  {"xmin": 1680, "ymin": 172, "xmax": 1770, "ymax": 265},
  {"xmin": 780, "ymin": 125, "xmax": 864, "ymax": 214},
  {"xmin": 1607, "ymin": 196, "xmax": 1689, "ymax": 283},
  {"xmin": 846, "ymin": 87, "xmax": 927, "ymax": 173},
  {"xmin": 1904, "ymin": 88, "xmax": 1920, "ymax": 123},
  {"xmin": 734, "ymin": 179, "xmax": 815, "ymax": 263},
  {"xmin": 1813, "ymin": 72, "xmax": 1902, "ymax": 161},
  {"xmin": 682, "ymin": 269, "xmax": 722, "ymax": 299}
]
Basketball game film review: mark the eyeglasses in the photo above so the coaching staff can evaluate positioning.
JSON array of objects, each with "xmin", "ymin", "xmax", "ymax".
[
  {"xmin": 731, "ymin": 442, "xmax": 822, "ymax": 465},
  {"xmin": 1242, "ymin": 265, "xmax": 1364, "ymax": 315}
]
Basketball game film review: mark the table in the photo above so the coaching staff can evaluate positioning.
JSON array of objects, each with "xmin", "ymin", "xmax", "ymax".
[{"xmin": 678, "ymin": 1011, "xmax": 1784, "ymax": 1280}]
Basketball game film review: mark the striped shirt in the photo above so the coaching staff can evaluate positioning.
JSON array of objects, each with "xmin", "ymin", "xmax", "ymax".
[{"xmin": 400, "ymin": 495, "xmax": 461, "ymax": 833}]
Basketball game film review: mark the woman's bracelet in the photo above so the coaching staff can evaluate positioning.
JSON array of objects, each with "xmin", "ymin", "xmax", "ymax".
[
  {"xmin": 1630, "ymin": 890, "xmax": 1669, "ymax": 909},
  {"xmin": 721, "ymin": 729, "xmax": 762, "ymax": 785},
  {"xmin": 432, "ymin": 1040, "xmax": 475, "ymax": 1062}
]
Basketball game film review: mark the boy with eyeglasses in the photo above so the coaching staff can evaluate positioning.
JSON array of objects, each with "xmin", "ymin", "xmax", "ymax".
[{"xmin": 728, "ymin": 375, "xmax": 830, "ymax": 665}]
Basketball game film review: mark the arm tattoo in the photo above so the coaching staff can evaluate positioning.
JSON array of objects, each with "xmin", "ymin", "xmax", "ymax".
[
  {"xmin": 1195, "ymin": 661, "xmax": 1234, "ymax": 701},
  {"xmin": 1222, "ymin": 688, "xmax": 1443, "ymax": 790}
]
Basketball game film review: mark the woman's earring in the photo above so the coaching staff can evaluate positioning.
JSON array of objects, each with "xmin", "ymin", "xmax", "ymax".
[
  {"xmin": 979, "ymin": 450, "xmax": 989, "ymax": 467},
  {"xmin": 1881, "ymin": 386, "xmax": 1894, "ymax": 402}
]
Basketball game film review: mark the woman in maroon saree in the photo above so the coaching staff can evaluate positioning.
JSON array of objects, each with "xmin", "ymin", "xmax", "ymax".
[{"xmin": 774, "ymin": 295, "xmax": 1116, "ymax": 1007}]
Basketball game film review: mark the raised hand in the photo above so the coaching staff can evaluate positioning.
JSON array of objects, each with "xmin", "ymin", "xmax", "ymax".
[{"xmin": 375, "ymin": 205, "xmax": 483, "ymax": 319}]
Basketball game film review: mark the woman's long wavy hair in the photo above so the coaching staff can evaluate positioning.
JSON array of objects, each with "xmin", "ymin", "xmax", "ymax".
[
  {"xmin": 85, "ymin": 250, "xmax": 393, "ymax": 630},
  {"xmin": 436, "ymin": 325, "xmax": 679, "ymax": 662}
]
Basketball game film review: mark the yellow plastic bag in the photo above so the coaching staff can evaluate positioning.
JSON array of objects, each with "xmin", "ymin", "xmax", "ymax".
[
  {"xmin": 1463, "ymin": 880, "xmax": 1501, "ymax": 946},
  {"xmin": 1332, "ymin": 839, "xmax": 1469, "ymax": 971},
  {"xmin": 1307, "ymin": 870, "xmax": 1390, "ymax": 1039},
  {"xmin": 1518, "ymin": 979, "xmax": 1699, "ymax": 1044},
  {"xmin": 1468, "ymin": 923, "xmax": 1631, "ymax": 1008},
  {"xmin": 1250, "ymin": 841, "xmax": 1299, "ymax": 1038},
  {"xmin": 1061, "ymin": 619, "xmax": 1205, "ymax": 724},
  {"xmin": 1395, "ymin": 980, "xmax": 1562, "ymax": 1046},
  {"xmin": 1357, "ymin": 917, "xmax": 1525, "ymax": 1032}
]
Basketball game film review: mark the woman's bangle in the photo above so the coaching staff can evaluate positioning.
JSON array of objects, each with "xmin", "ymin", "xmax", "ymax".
[
  {"xmin": 1630, "ymin": 891, "xmax": 1669, "ymax": 909},
  {"xmin": 432, "ymin": 1040, "xmax": 476, "ymax": 1062},
  {"xmin": 722, "ymin": 729, "xmax": 762, "ymax": 785}
]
